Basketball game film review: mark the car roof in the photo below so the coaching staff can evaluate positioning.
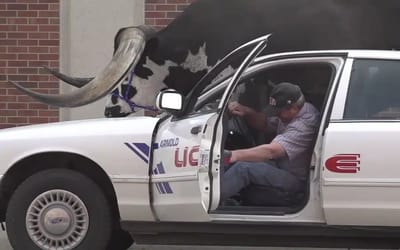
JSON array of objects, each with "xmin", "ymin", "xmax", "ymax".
[
  {"xmin": 198, "ymin": 49, "xmax": 400, "ymax": 103},
  {"xmin": 256, "ymin": 49, "xmax": 400, "ymax": 62}
]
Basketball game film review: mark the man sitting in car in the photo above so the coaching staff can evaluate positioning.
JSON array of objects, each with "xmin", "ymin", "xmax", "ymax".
[{"xmin": 221, "ymin": 82, "xmax": 320, "ymax": 205}]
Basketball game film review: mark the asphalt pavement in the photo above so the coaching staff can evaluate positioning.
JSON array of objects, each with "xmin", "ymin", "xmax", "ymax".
[{"xmin": 0, "ymin": 230, "xmax": 396, "ymax": 250}]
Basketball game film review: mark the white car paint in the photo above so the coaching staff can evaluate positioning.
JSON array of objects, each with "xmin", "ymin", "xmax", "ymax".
[
  {"xmin": 0, "ymin": 117, "xmax": 159, "ymax": 221},
  {"xmin": 2, "ymin": 48, "xmax": 400, "ymax": 245}
]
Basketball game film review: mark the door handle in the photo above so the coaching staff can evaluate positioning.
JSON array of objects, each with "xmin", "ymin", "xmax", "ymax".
[{"xmin": 191, "ymin": 125, "xmax": 202, "ymax": 135}]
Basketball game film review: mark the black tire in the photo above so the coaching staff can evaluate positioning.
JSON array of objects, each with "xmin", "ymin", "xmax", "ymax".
[
  {"xmin": 6, "ymin": 168, "xmax": 113, "ymax": 250},
  {"xmin": 107, "ymin": 228, "xmax": 134, "ymax": 250}
]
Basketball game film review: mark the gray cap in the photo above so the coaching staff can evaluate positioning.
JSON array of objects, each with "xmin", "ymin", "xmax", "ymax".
[{"xmin": 267, "ymin": 82, "xmax": 302, "ymax": 115}]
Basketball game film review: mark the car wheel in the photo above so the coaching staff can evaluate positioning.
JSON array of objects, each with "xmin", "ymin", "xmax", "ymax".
[
  {"xmin": 107, "ymin": 228, "xmax": 134, "ymax": 250},
  {"xmin": 6, "ymin": 168, "xmax": 112, "ymax": 250}
]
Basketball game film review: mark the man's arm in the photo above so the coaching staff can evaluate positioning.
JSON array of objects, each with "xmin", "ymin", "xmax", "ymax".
[
  {"xmin": 230, "ymin": 142, "xmax": 286, "ymax": 163},
  {"xmin": 243, "ymin": 108, "xmax": 269, "ymax": 133},
  {"xmin": 229, "ymin": 101, "xmax": 269, "ymax": 133}
]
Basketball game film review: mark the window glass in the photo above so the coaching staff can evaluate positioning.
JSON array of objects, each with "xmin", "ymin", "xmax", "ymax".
[
  {"xmin": 192, "ymin": 88, "xmax": 224, "ymax": 114},
  {"xmin": 192, "ymin": 62, "xmax": 333, "ymax": 115},
  {"xmin": 344, "ymin": 59, "xmax": 400, "ymax": 120}
]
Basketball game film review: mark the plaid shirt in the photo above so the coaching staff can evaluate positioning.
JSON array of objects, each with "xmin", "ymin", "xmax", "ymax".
[{"xmin": 268, "ymin": 102, "xmax": 320, "ymax": 179}]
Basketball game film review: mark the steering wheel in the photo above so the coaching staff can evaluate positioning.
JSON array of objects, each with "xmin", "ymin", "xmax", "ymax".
[{"xmin": 226, "ymin": 113, "xmax": 257, "ymax": 150}]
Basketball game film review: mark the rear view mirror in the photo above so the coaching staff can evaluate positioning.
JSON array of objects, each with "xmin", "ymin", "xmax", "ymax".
[{"xmin": 156, "ymin": 89, "xmax": 184, "ymax": 112}]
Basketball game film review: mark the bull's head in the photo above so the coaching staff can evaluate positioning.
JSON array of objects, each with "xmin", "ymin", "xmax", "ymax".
[
  {"xmin": 103, "ymin": 56, "xmax": 178, "ymax": 117},
  {"xmin": 16, "ymin": 0, "xmax": 399, "ymax": 118},
  {"xmin": 8, "ymin": 26, "xmax": 156, "ymax": 113}
]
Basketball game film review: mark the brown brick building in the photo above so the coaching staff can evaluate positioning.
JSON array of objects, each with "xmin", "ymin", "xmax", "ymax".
[{"xmin": 0, "ymin": 0, "xmax": 196, "ymax": 128}]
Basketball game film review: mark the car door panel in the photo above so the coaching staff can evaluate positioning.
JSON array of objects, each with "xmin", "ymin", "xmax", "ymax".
[
  {"xmin": 150, "ymin": 35, "xmax": 270, "ymax": 221},
  {"xmin": 322, "ymin": 58, "xmax": 400, "ymax": 226},
  {"xmin": 152, "ymin": 114, "xmax": 213, "ymax": 221}
]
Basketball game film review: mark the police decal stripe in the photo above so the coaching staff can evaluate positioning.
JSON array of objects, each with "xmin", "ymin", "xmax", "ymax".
[
  {"xmin": 125, "ymin": 142, "xmax": 173, "ymax": 194},
  {"xmin": 153, "ymin": 162, "xmax": 173, "ymax": 194},
  {"xmin": 124, "ymin": 142, "xmax": 149, "ymax": 163},
  {"xmin": 134, "ymin": 143, "xmax": 150, "ymax": 157}
]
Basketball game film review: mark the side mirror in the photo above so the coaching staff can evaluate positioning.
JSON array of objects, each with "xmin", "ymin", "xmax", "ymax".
[{"xmin": 156, "ymin": 89, "xmax": 184, "ymax": 113}]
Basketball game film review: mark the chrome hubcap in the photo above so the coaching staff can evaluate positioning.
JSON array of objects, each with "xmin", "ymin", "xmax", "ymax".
[{"xmin": 26, "ymin": 190, "xmax": 89, "ymax": 250}]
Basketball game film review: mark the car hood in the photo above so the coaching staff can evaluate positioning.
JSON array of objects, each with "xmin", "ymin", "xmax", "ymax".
[
  {"xmin": 0, "ymin": 116, "xmax": 160, "ymax": 141},
  {"xmin": 0, "ymin": 116, "xmax": 161, "ymax": 176}
]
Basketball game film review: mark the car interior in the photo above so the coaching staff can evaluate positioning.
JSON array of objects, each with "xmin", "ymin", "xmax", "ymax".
[{"xmin": 209, "ymin": 61, "xmax": 336, "ymax": 214}]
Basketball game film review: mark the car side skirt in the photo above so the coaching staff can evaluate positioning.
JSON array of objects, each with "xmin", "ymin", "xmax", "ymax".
[{"xmin": 122, "ymin": 221, "xmax": 400, "ymax": 248}]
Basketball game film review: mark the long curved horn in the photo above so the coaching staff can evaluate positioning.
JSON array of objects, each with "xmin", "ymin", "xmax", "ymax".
[
  {"xmin": 42, "ymin": 66, "xmax": 93, "ymax": 88},
  {"xmin": 41, "ymin": 25, "xmax": 157, "ymax": 89},
  {"xmin": 9, "ymin": 26, "xmax": 148, "ymax": 107}
]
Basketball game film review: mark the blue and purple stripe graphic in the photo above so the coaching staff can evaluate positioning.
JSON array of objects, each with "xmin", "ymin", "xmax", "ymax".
[
  {"xmin": 125, "ymin": 142, "xmax": 172, "ymax": 194},
  {"xmin": 153, "ymin": 162, "xmax": 173, "ymax": 194},
  {"xmin": 125, "ymin": 142, "xmax": 150, "ymax": 163}
]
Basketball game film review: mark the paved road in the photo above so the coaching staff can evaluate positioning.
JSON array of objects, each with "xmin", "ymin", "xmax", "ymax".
[{"xmin": 0, "ymin": 230, "xmax": 396, "ymax": 250}]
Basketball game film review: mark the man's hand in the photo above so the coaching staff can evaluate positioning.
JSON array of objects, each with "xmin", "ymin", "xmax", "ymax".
[
  {"xmin": 228, "ymin": 101, "xmax": 252, "ymax": 117},
  {"xmin": 228, "ymin": 101, "xmax": 268, "ymax": 133},
  {"xmin": 230, "ymin": 150, "xmax": 240, "ymax": 163}
]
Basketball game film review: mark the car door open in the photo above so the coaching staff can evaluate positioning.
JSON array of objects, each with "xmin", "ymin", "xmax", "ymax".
[{"xmin": 150, "ymin": 35, "xmax": 270, "ymax": 221}]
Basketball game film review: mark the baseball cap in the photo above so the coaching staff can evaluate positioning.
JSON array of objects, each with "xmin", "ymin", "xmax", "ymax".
[{"xmin": 266, "ymin": 82, "xmax": 302, "ymax": 116}]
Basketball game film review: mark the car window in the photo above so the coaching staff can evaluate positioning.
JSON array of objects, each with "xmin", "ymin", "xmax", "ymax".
[
  {"xmin": 192, "ymin": 61, "xmax": 334, "ymax": 116},
  {"xmin": 344, "ymin": 59, "xmax": 400, "ymax": 120},
  {"xmin": 192, "ymin": 75, "xmax": 265, "ymax": 115},
  {"xmin": 182, "ymin": 35, "xmax": 269, "ymax": 115},
  {"xmin": 191, "ymin": 76, "xmax": 257, "ymax": 115},
  {"xmin": 191, "ymin": 84, "xmax": 226, "ymax": 115}
]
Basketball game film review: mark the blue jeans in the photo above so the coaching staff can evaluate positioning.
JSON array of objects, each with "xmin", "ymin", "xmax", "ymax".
[{"xmin": 220, "ymin": 161, "xmax": 304, "ymax": 201}]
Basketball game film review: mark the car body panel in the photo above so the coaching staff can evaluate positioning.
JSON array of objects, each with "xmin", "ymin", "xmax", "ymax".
[
  {"xmin": 151, "ymin": 113, "xmax": 214, "ymax": 222},
  {"xmin": 322, "ymin": 122, "xmax": 400, "ymax": 226},
  {"xmin": 321, "ymin": 56, "xmax": 400, "ymax": 226},
  {"xmin": 0, "ymin": 116, "xmax": 159, "ymax": 221},
  {"xmin": 2, "ymin": 49, "xmax": 400, "ymax": 242}
]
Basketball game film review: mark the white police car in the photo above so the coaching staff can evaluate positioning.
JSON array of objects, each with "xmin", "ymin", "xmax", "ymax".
[{"xmin": 2, "ymin": 35, "xmax": 400, "ymax": 249}]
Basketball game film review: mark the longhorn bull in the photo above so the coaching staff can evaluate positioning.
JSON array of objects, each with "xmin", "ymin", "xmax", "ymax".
[{"xmin": 9, "ymin": 0, "xmax": 400, "ymax": 117}]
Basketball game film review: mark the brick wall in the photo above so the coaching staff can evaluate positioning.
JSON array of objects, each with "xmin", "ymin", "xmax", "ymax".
[
  {"xmin": 145, "ymin": 0, "xmax": 197, "ymax": 30},
  {"xmin": 0, "ymin": 0, "xmax": 60, "ymax": 128},
  {"xmin": 0, "ymin": 0, "xmax": 195, "ymax": 128}
]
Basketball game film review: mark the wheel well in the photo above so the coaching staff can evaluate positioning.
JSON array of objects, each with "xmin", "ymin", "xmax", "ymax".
[{"xmin": 0, "ymin": 152, "xmax": 121, "ymax": 228}]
